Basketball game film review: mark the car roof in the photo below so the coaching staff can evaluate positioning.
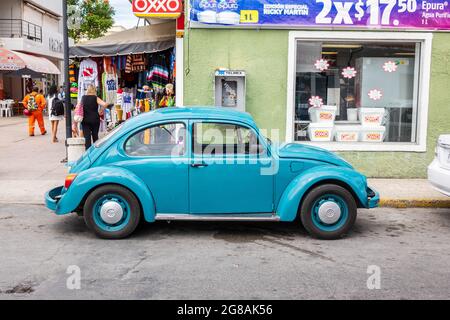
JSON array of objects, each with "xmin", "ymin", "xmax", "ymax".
[{"xmin": 122, "ymin": 107, "xmax": 257, "ymax": 130}]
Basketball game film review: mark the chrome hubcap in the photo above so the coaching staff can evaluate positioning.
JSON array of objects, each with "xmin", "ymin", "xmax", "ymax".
[
  {"xmin": 99, "ymin": 201, "xmax": 124, "ymax": 225},
  {"xmin": 317, "ymin": 201, "xmax": 341, "ymax": 225}
]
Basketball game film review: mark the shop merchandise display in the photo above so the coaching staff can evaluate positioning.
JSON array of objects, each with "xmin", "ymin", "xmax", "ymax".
[
  {"xmin": 73, "ymin": 48, "xmax": 176, "ymax": 131},
  {"xmin": 69, "ymin": 64, "xmax": 78, "ymax": 99},
  {"xmin": 147, "ymin": 53, "xmax": 170, "ymax": 91},
  {"xmin": 308, "ymin": 104, "xmax": 337, "ymax": 142},
  {"xmin": 77, "ymin": 58, "xmax": 99, "ymax": 101}
]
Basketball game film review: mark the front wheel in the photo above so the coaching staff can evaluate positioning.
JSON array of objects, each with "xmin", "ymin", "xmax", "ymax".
[
  {"xmin": 300, "ymin": 184, "xmax": 357, "ymax": 240},
  {"xmin": 83, "ymin": 185, "xmax": 141, "ymax": 239}
]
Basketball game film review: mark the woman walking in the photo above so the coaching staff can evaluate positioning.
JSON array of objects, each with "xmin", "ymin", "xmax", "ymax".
[
  {"xmin": 47, "ymin": 85, "xmax": 63, "ymax": 143},
  {"xmin": 80, "ymin": 85, "xmax": 110, "ymax": 149}
]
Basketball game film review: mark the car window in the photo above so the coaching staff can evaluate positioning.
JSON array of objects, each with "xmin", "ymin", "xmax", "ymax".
[
  {"xmin": 94, "ymin": 123, "xmax": 124, "ymax": 148},
  {"xmin": 124, "ymin": 122, "xmax": 186, "ymax": 157},
  {"xmin": 193, "ymin": 122, "xmax": 264, "ymax": 155}
]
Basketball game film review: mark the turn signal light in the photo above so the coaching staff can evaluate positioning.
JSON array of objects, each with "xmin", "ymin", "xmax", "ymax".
[{"xmin": 64, "ymin": 174, "xmax": 77, "ymax": 189}]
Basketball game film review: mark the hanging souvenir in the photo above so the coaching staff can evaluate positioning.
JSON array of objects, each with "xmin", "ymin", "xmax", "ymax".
[{"xmin": 78, "ymin": 58, "xmax": 99, "ymax": 101}]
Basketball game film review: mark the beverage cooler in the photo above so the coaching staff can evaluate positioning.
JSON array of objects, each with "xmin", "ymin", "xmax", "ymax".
[{"xmin": 355, "ymin": 57, "xmax": 415, "ymax": 142}]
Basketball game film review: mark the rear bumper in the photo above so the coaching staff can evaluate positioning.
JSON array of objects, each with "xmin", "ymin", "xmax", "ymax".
[
  {"xmin": 44, "ymin": 186, "xmax": 65, "ymax": 212},
  {"xmin": 428, "ymin": 159, "xmax": 450, "ymax": 197},
  {"xmin": 367, "ymin": 187, "xmax": 380, "ymax": 208},
  {"xmin": 45, "ymin": 186, "xmax": 73, "ymax": 215}
]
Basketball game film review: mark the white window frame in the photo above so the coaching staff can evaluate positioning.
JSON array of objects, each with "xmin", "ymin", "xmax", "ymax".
[{"xmin": 286, "ymin": 31, "xmax": 433, "ymax": 152}]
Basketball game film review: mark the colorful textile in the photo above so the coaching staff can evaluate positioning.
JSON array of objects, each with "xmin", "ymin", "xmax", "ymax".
[
  {"xmin": 147, "ymin": 54, "xmax": 169, "ymax": 90},
  {"xmin": 125, "ymin": 55, "xmax": 133, "ymax": 74},
  {"xmin": 78, "ymin": 58, "xmax": 99, "ymax": 102},
  {"xmin": 131, "ymin": 54, "xmax": 146, "ymax": 73},
  {"xmin": 102, "ymin": 72, "xmax": 118, "ymax": 105}
]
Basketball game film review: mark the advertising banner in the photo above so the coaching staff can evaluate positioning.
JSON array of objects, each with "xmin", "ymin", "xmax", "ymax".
[{"xmin": 190, "ymin": 0, "xmax": 450, "ymax": 30}]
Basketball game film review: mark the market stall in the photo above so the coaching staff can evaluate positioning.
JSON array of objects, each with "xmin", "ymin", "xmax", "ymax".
[{"xmin": 69, "ymin": 21, "xmax": 177, "ymax": 128}]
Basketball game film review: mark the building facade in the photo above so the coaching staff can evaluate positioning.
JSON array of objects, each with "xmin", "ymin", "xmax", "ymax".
[
  {"xmin": 0, "ymin": 0, "xmax": 63, "ymax": 99},
  {"xmin": 183, "ymin": 0, "xmax": 450, "ymax": 178}
]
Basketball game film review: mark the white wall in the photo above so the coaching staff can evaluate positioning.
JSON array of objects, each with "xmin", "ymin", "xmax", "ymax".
[
  {"xmin": 26, "ymin": 0, "xmax": 62, "ymax": 17},
  {"xmin": 0, "ymin": 0, "xmax": 22, "ymax": 20}
]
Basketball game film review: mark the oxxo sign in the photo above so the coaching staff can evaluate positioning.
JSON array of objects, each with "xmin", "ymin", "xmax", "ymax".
[{"xmin": 132, "ymin": 0, "xmax": 182, "ymax": 18}]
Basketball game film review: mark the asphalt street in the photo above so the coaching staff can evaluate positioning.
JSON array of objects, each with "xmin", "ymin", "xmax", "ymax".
[{"xmin": 0, "ymin": 204, "xmax": 449, "ymax": 299}]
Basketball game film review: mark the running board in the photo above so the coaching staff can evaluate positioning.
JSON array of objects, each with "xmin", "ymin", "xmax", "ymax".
[{"xmin": 155, "ymin": 213, "xmax": 280, "ymax": 222}]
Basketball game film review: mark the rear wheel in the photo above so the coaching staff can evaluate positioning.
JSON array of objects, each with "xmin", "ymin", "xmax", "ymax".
[
  {"xmin": 83, "ymin": 185, "xmax": 141, "ymax": 239},
  {"xmin": 300, "ymin": 184, "xmax": 357, "ymax": 240}
]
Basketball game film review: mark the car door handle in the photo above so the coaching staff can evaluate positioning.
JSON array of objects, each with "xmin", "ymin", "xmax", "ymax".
[{"xmin": 191, "ymin": 163, "xmax": 208, "ymax": 168}]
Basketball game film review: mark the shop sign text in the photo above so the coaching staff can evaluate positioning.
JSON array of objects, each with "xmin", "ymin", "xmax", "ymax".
[
  {"xmin": 190, "ymin": 0, "xmax": 450, "ymax": 30},
  {"xmin": 133, "ymin": 0, "xmax": 182, "ymax": 18}
]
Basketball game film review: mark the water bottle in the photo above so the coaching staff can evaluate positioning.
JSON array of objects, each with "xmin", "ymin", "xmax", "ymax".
[
  {"xmin": 216, "ymin": 0, "xmax": 241, "ymax": 25},
  {"xmin": 195, "ymin": 0, "xmax": 218, "ymax": 24}
]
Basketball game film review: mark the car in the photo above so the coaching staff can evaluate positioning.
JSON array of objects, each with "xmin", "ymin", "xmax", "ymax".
[
  {"xmin": 428, "ymin": 134, "xmax": 450, "ymax": 196},
  {"xmin": 45, "ymin": 107, "xmax": 379, "ymax": 240}
]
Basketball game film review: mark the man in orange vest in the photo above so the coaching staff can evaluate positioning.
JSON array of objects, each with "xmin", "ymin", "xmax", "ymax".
[{"xmin": 23, "ymin": 87, "xmax": 47, "ymax": 136}]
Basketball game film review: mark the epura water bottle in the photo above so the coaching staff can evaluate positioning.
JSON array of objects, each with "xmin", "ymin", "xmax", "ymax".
[
  {"xmin": 195, "ymin": 0, "xmax": 218, "ymax": 24},
  {"xmin": 217, "ymin": 0, "xmax": 241, "ymax": 25}
]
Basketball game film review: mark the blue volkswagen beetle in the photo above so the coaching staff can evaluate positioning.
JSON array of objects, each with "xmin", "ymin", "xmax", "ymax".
[{"xmin": 45, "ymin": 107, "xmax": 379, "ymax": 240}]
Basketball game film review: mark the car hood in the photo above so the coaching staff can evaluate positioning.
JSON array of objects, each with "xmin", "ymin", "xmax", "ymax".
[{"xmin": 275, "ymin": 143, "xmax": 353, "ymax": 168}]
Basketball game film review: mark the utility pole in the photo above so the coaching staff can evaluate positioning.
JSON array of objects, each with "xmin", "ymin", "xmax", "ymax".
[{"xmin": 63, "ymin": 0, "xmax": 72, "ymax": 140}]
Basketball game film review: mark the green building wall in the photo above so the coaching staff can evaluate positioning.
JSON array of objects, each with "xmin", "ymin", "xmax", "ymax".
[{"xmin": 183, "ymin": 29, "xmax": 450, "ymax": 178}]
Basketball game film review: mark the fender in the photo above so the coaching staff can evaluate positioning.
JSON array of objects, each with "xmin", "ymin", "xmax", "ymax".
[
  {"xmin": 55, "ymin": 166, "xmax": 157, "ymax": 222},
  {"xmin": 276, "ymin": 165, "xmax": 368, "ymax": 222}
]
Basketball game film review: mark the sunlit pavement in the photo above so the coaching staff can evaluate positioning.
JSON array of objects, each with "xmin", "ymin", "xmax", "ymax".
[
  {"xmin": 0, "ymin": 204, "xmax": 449, "ymax": 300},
  {"xmin": 0, "ymin": 116, "xmax": 67, "ymax": 204}
]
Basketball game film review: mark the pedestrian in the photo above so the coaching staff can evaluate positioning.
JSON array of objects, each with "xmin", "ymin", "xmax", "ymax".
[
  {"xmin": 23, "ymin": 86, "xmax": 46, "ymax": 137},
  {"xmin": 58, "ymin": 86, "xmax": 65, "ymax": 100},
  {"xmin": 47, "ymin": 85, "xmax": 64, "ymax": 143},
  {"xmin": 80, "ymin": 84, "xmax": 111, "ymax": 149}
]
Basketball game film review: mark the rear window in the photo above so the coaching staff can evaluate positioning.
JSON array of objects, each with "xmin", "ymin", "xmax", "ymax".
[{"xmin": 94, "ymin": 123, "xmax": 124, "ymax": 148}]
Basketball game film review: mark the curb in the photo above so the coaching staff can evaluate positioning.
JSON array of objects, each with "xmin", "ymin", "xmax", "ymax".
[{"xmin": 380, "ymin": 199, "xmax": 450, "ymax": 208}]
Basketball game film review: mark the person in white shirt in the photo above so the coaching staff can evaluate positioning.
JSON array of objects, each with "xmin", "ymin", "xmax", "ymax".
[{"xmin": 47, "ymin": 85, "xmax": 64, "ymax": 143}]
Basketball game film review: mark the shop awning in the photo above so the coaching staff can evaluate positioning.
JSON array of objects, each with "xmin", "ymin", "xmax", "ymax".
[
  {"xmin": 0, "ymin": 48, "xmax": 26, "ymax": 71},
  {"xmin": 70, "ymin": 21, "xmax": 176, "ymax": 58},
  {"xmin": 0, "ymin": 48, "xmax": 60, "ymax": 74}
]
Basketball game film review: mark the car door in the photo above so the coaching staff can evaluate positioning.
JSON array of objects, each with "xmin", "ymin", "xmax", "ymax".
[
  {"xmin": 189, "ymin": 120, "xmax": 274, "ymax": 214},
  {"xmin": 120, "ymin": 121, "xmax": 189, "ymax": 214}
]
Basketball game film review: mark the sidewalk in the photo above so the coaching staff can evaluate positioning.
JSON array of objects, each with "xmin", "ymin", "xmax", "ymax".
[
  {"xmin": 369, "ymin": 179, "xmax": 450, "ymax": 208},
  {"xmin": 0, "ymin": 116, "xmax": 67, "ymax": 205},
  {"xmin": 0, "ymin": 116, "xmax": 449, "ymax": 207}
]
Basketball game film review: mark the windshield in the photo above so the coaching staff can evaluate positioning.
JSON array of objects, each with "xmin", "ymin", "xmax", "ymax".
[{"xmin": 94, "ymin": 123, "xmax": 124, "ymax": 148}]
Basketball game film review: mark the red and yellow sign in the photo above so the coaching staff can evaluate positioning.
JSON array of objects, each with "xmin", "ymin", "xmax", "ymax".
[{"xmin": 132, "ymin": 0, "xmax": 182, "ymax": 18}]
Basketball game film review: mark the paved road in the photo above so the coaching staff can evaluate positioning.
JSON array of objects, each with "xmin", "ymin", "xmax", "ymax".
[{"xmin": 0, "ymin": 204, "xmax": 449, "ymax": 299}]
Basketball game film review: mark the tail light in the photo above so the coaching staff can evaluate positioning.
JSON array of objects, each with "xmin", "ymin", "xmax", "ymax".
[{"xmin": 64, "ymin": 174, "xmax": 77, "ymax": 189}]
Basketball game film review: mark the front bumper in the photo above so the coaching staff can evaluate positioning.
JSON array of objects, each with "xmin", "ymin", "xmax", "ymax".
[
  {"xmin": 367, "ymin": 186, "xmax": 380, "ymax": 208},
  {"xmin": 45, "ymin": 186, "xmax": 64, "ymax": 211}
]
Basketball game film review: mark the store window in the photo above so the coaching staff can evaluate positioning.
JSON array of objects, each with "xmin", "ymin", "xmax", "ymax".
[
  {"xmin": 288, "ymin": 32, "xmax": 432, "ymax": 151},
  {"xmin": 193, "ymin": 122, "xmax": 263, "ymax": 155},
  {"xmin": 124, "ymin": 123, "xmax": 186, "ymax": 157}
]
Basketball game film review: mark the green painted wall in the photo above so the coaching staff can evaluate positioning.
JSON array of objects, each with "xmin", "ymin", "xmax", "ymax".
[{"xmin": 184, "ymin": 29, "xmax": 450, "ymax": 178}]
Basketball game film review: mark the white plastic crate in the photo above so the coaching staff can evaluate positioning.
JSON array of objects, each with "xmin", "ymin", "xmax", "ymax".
[
  {"xmin": 358, "ymin": 108, "xmax": 385, "ymax": 126},
  {"xmin": 360, "ymin": 126, "xmax": 386, "ymax": 142},
  {"xmin": 308, "ymin": 123, "xmax": 334, "ymax": 142},
  {"xmin": 335, "ymin": 125, "xmax": 361, "ymax": 142},
  {"xmin": 308, "ymin": 105, "xmax": 337, "ymax": 123}
]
